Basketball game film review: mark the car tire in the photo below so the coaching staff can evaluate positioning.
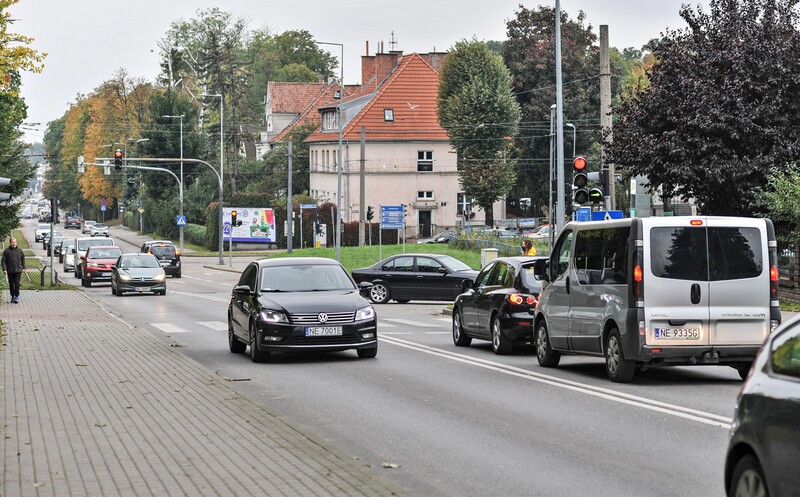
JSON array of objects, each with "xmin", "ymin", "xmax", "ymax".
[
  {"xmin": 249, "ymin": 323, "xmax": 269, "ymax": 363},
  {"xmin": 159, "ymin": 290, "xmax": 167, "ymax": 296},
  {"xmin": 728, "ymin": 454, "xmax": 768, "ymax": 497},
  {"xmin": 111, "ymin": 285, "xmax": 116, "ymax": 295},
  {"xmin": 605, "ymin": 328, "xmax": 635, "ymax": 383},
  {"xmin": 491, "ymin": 316, "xmax": 513, "ymax": 355},
  {"xmin": 536, "ymin": 321, "xmax": 560, "ymax": 368},
  {"xmin": 452, "ymin": 309, "xmax": 472, "ymax": 347},
  {"xmin": 395, "ymin": 299, "xmax": 410, "ymax": 304},
  {"xmin": 228, "ymin": 316, "xmax": 246, "ymax": 354},
  {"xmin": 74, "ymin": 268, "xmax": 80, "ymax": 279},
  {"xmin": 357, "ymin": 346, "xmax": 378, "ymax": 358},
  {"xmin": 83, "ymin": 278, "xmax": 91, "ymax": 287},
  {"xmin": 734, "ymin": 362, "xmax": 753, "ymax": 381},
  {"xmin": 369, "ymin": 282, "xmax": 391, "ymax": 304}
]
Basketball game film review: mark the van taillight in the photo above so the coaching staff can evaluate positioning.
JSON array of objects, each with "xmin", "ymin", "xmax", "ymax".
[
  {"xmin": 770, "ymin": 264, "xmax": 779, "ymax": 299},
  {"xmin": 633, "ymin": 264, "xmax": 643, "ymax": 299}
]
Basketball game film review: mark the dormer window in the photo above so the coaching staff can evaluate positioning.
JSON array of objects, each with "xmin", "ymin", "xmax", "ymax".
[
  {"xmin": 384, "ymin": 109, "xmax": 394, "ymax": 122},
  {"xmin": 322, "ymin": 110, "xmax": 338, "ymax": 132}
]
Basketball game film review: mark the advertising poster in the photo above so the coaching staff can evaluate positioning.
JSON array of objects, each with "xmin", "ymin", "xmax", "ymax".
[{"xmin": 224, "ymin": 207, "xmax": 276, "ymax": 243}]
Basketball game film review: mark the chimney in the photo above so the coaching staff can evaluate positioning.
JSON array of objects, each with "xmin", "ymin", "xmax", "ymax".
[{"xmin": 375, "ymin": 51, "xmax": 401, "ymax": 85}]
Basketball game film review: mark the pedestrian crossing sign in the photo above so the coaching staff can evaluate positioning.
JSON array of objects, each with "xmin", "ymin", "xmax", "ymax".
[{"xmin": 176, "ymin": 215, "xmax": 186, "ymax": 226}]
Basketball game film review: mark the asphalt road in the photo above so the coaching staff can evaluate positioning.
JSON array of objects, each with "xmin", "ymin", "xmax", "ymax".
[{"xmin": 21, "ymin": 220, "xmax": 739, "ymax": 497}]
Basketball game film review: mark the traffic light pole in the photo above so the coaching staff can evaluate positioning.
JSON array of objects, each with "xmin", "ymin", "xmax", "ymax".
[{"xmin": 96, "ymin": 156, "xmax": 224, "ymax": 264}]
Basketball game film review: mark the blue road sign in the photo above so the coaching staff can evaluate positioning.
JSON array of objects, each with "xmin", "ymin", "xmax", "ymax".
[
  {"xmin": 576, "ymin": 207, "xmax": 591, "ymax": 222},
  {"xmin": 300, "ymin": 203, "xmax": 317, "ymax": 209},
  {"xmin": 176, "ymin": 215, "xmax": 187, "ymax": 226},
  {"xmin": 591, "ymin": 210, "xmax": 624, "ymax": 221},
  {"xmin": 380, "ymin": 205, "xmax": 404, "ymax": 229},
  {"xmin": 136, "ymin": 200, "xmax": 142, "ymax": 207},
  {"xmin": 100, "ymin": 205, "xmax": 107, "ymax": 212}
]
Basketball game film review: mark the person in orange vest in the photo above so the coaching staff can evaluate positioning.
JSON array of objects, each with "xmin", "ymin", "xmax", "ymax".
[{"xmin": 521, "ymin": 239, "xmax": 537, "ymax": 256}]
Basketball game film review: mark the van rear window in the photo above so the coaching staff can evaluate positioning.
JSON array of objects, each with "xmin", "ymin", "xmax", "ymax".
[{"xmin": 650, "ymin": 227, "xmax": 762, "ymax": 281}]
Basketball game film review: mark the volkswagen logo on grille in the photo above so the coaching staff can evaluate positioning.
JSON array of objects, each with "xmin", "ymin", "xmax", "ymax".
[{"xmin": 318, "ymin": 313, "xmax": 329, "ymax": 323}]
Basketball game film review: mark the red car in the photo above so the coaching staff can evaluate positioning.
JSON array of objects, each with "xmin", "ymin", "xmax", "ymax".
[{"xmin": 81, "ymin": 245, "xmax": 123, "ymax": 287}]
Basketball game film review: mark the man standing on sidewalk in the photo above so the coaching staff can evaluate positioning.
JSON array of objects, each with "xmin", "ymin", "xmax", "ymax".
[{"xmin": 2, "ymin": 236, "xmax": 25, "ymax": 303}]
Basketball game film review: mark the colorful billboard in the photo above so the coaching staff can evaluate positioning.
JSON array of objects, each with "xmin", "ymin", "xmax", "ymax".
[{"xmin": 224, "ymin": 207, "xmax": 276, "ymax": 243}]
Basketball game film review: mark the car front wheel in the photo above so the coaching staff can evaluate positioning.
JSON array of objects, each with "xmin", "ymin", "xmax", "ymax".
[
  {"xmin": 357, "ymin": 346, "xmax": 378, "ymax": 358},
  {"xmin": 452, "ymin": 309, "xmax": 472, "ymax": 347},
  {"xmin": 249, "ymin": 323, "xmax": 269, "ymax": 363},
  {"xmin": 228, "ymin": 316, "xmax": 246, "ymax": 354},
  {"xmin": 369, "ymin": 282, "xmax": 390, "ymax": 304},
  {"xmin": 728, "ymin": 454, "xmax": 768, "ymax": 497},
  {"xmin": 536, "ymin": 321, "xmax": 560, "ymax": 367}
]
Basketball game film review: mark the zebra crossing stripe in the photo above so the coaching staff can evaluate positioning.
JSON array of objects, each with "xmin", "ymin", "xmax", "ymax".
[{"xmin": 150, "ymin": 323, "xmax": 192, "ymax": 334}]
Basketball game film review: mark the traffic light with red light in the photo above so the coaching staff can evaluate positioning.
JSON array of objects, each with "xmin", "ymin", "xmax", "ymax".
[
  {"xmin": 572, "ymin": 156, "xmax": 589, "ymax": 205},
  {"xmin": 114, "ymin": 149, "xmax": 123, "ymax": 169}
]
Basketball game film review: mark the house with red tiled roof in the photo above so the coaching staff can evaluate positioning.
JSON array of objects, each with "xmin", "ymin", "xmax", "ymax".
[{"xmin": 271, "ymin": 48, "xmax": 503, "ymax": 237}]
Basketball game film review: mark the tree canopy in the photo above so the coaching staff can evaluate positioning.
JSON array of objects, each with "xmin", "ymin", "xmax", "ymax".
[
  {"xmin": 438, "ymin": 39, "xmax": 521, "ymax": 227},
  {"xmin": 610, "ymin": 0, "xmax": 800, "ymax": 216}
]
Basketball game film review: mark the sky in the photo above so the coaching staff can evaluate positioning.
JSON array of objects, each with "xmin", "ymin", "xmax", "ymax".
[{"xmin": 10, "ymin": 0, "xmax": 708, "ymax": 145}]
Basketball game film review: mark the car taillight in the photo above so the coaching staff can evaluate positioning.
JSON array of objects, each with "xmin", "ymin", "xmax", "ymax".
[
  {"xmin": 633, "ymin": 246, "xmax": 644, "ymax": 301},
  {"xmin": 770, "ymin": 264, "xmax": 779, "ymax": 299},
  {"xmin": 507, "ymin": 294, "xmax": 537, "ymax": 306}
]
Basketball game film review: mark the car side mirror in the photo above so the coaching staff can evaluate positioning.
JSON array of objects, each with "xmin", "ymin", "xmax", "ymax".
[
  {"xmin": 533, "ymin": 258, "xmax": 549, "ymax": 282},
  {"xmin": 233, "ymin": 284, "xmax": 253, "ymax": 295},
  {"xmin": 358, "ymin": 281, "xmax": 373, "ymax": 297},
  {"xmin": 437, "ymin": 267, "xmax": 448, "ymax": 275}
]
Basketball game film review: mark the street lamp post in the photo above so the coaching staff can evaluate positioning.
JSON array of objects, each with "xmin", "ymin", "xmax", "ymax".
[
  {"xmin": 163, "ymin": 114, "xmax": 185, "ymax": 254},
  {"xmin": 317, "ymin": 41, "xmax": 344, "ymax": 261},
  {"xmin": 566, "ymin": 122, "xmax": 576, "ymax": 158},
  {"xmin": 202, "ymin": 93, "xmax": 224, "ymax": 265}
]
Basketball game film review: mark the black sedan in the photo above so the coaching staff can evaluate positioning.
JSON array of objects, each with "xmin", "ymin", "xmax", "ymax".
[
  {"xmin": 452, "ymin": 256, "xmax": 547, "ymax": 354},
  {"xmin": 228, "ymin": 257, "xmax": 377, "ymax": 363},
  {"xmin": 351, "ymin": 253, "xmax": 479, "ymax": 304},
  {"xmin": 110, "ymin": 253, "xmax": 167, "ymax": 296},
  {"xmin": 725, "ymin": 315, "xmax": 800, "ymax": 497}
]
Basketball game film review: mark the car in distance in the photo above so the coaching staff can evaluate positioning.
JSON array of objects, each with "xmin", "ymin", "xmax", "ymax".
[
  {"xmin": 34, "ymin": 223, "xmax": 50, "ymax": 242},
  {"xmin": 415, "ymin": 230, "xmax": 456, "ymax": 244},
  {"xmin": 73, "ymin": 237, "xmax": 117, "ymax": 279},
  {"xmin": 90, "ymin": 223, "xmax": 110, "ymax": 237},
  {"xmin": 60, "ymin": 239, "xmax": 76, "ymax": 269},
  {"xmin": 452, "ymin": 256, "xmax": 547, "ymax": 354},
  {"xmin": 725, "ymin": 315, "xmax": 800, "ymax": 497},
  {"xmin": 111, "ymin": 253, "xmax": 167, "ymax": 296},
  {"xmin": 228, "ymin": 257, "xmax": 377, "ymax": 363},
  {"xmin": 81, "ymin": 220, "xmax": 96, "ymax": 234},
  {"xmin": 351, "ymin": 253, "xmax": 479, "ymax": 304},
  {"xmin": 64, "ymin": 216, "xmax": 82, "ymax": 229},
  {"xmin": 46, "ymin": 232, "xmax": 65, "ymax": 256},
  {"xmin": 81, "ymin": 245, "xmax": 123, "ymax": 287},
  {"xmin": 140, "ymin": 240, "xmax": 181, "ymax": 278}
]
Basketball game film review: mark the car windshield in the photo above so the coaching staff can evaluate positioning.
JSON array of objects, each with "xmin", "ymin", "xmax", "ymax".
[
  {"xmin": 120, "ymin": 255, "xmax": 160, "ymax": 268},
  {"xmin": 89, "ymin": 248, "xmax": 123, "ymax": 259},
  {"xmin": 260, "ymin": 264, "xmax": 355, "ymax": 292},
  {"xmin": 436, "ymin": 255, "xmax": 473, "ymax": 272}
]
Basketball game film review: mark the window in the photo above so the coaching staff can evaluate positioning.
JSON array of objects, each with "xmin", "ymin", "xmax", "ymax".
[
  {"xmin": 322, "ymin": 110, "xmax": 338, "ymax": 131},
  {"xmin": 550, "ymin": 231, "xmax": 574, "ymax": 280},
  {"xmin": 416, "ymin": 257, "xmax": 444, "ymax": 273},
  {"xmin": 572, "ymin": 227, "xmax": 630, "ymax": 285},
  {"xmin": 418, "ymin": 151, "xmax": 433, "ymax": 172},
  {"xmin": 771, "ymin": 328, "xmax": 800, "ymax": 379},
  {"xmin": 384, "ymin": 109, "xmax": 394, "ymax": 122},
  {"xmin": 383, "ymin": 256, "xmax": 414, "ymax": 272},
  {"xmin": 457, "ymin": 193, "xmax": 470, "ymax": 215},
  {"xmin": 417, "ymin": 191, "xmax": 434, "ymax": 200}
]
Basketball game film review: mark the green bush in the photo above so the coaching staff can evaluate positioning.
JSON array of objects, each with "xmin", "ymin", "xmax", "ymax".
[{"xmin": 183, "ymin": 223, "xmax": 206, "ymax": 247}]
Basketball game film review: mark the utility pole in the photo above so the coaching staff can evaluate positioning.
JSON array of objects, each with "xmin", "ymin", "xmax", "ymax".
[
  {"xmin": 600, "ymin": 25, "xmax": 614, "ymax": 210},
  {"xmin": 359, "ymin": 127, "xmax": 366, "ymax": 247},
  {"xmin": 287, "ymin": 141, "xmax": 293, "ymax": 254},
  {"xmin": 555, "ymin": 0, "xmax": 566, "ymax": 232}
]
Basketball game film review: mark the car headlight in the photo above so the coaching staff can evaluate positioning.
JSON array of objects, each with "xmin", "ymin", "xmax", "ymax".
[
  {"xmin": 119, "ymin": 274, "xmax": 131, "ymax": 282},
  {"xmin": 86, "ymin": 262, "xmax": 100, "ymax": 268},
  {"xmin": 154, "ymin": 274, "xmax": 166, "ymax": 282},
  {"xmin": 355, "ymin": 305, "xmax": 375, "ymax": 322},
  {"xmin": 260, "ymin": 309, "xmax": 288, "ymax": 324}
]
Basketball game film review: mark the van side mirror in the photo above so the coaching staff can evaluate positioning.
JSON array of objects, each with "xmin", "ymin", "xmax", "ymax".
[{"xmin": 533, "ymin": 258, "xmax": 549, "ymax": 282}]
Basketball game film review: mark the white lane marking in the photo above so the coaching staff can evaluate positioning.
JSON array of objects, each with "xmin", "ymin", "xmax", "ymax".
[
  {"xmin": 198, "ymin": 321, "xmax": 227, "ymax": 331},
  {"xmin": 171, "ymin": 280, "xmax": 187, "ymax": 285},
  {"xmin": 380, "ymin": 332, "xmax": 413, "ymax": 335},
  {"xmin": 425, "ymin": 331, "xmax": 451, "ymax": 335},
  {"xmin": 168, "ymin": 290, "xmax": 229, "ymax": 303},
  {"xmin": 150, "ymin": 322, "xmax": 192, "ymax": 334},
  {"xmin": 434, "ymin": 317, "xmax": 453, "ymax": 323},
  {"xmin": 378, "ymin": 321, "xmax": 398, "ymax": 328},
  {"xmin": 379, "ymin": 335, "xmax": 732, "ymax": 429},
  {"xmin": 385, "ymin": 318, "xmax": 444, "ymax": 328}
]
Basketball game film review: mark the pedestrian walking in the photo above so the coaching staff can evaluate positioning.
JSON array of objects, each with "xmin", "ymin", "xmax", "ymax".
[
  {"xmin": 521, "ymin": 239, "xmax": 537, "ymax": 256},
  {"xmin": 2, "ymin": 236, "xmax": 26, "ymax": 303}
]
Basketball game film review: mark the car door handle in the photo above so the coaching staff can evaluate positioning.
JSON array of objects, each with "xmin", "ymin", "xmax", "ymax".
[
  {"xmin": 690, "ymin": 283, "xmax": 701, "ymax": 305},
  {"xmin": 566, "ymin": 276, "xmax": 570, "ymax": 294}
]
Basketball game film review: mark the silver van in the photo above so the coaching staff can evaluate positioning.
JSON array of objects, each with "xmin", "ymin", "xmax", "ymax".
[
  {"xmin": 73, "ymin": 237, "xmax": 116, "ymax": 279},
  {"xmin": 533, "ymin": 216, "xmax": 780, "ymax": 382}
]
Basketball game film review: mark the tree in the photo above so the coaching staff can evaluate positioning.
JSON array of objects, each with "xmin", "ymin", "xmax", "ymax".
[
  {"xmin": 503, "ymin": 6, "xmax": 619, "ymax": 216},
  {"xmin": 609, "ymin": 0, "xmax": 800, "ymax": 216},
  {"xmin": 438, "ymin": 39, "xmax": 521, "ymax": 227},
  {"xmin": 757, "ymin": 164, "xmax": 800, "ymax": 245}
]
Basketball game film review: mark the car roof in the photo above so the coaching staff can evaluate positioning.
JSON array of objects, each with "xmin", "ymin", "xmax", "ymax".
[{"xmin": 256, "ymin": 257, "xmax": 342, "ymax": 268}]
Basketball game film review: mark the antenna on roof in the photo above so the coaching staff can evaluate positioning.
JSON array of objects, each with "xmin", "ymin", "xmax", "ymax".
[{"xmin": 389, "ymin": 31, "xmax": 398, "ymax": 51}]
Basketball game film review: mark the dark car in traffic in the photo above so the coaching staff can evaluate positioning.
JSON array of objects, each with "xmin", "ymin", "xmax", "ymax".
[
  {"xmin": 452, "ymin": 256, "xmax": 547, "ymax": 354},
  {"xmin": 228, "ymin": 257, "xmax": 377, "ymax": 363},
  {"xmin": 64, "ymin": 216, "xmax": 82, "ymax": 229},
  {"xmin": 351, "ymin": 253, "xmax": 479, "ymax": 304},
  {"xmin": 111, "ymin": 253, "xmax": 167, "ymax": 296},
  {"xmin": 140, "ymin": 240, "xmax": 181, "ymax": 278},
  {"xmin": 724, "ymin": 315, "xmax": 800, "ymax": 497}
]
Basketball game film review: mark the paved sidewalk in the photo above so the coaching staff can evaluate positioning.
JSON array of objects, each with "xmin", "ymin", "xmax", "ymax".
[{"xmin": 0, "ymin": 290, "xmax": 411, "ymax": 497}]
